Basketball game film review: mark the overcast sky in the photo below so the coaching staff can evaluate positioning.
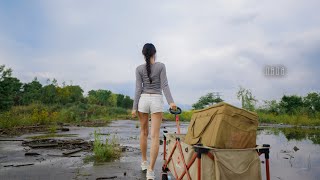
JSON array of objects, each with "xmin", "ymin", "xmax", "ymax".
[{"xmin": 0, "ymin": 0, "xmax": 319, "ymax": 108}]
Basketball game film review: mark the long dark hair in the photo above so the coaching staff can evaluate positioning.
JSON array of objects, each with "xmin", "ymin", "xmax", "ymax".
[{"xmin": 142, "ymin": 43, "xmax": 156, "ymax": 84}]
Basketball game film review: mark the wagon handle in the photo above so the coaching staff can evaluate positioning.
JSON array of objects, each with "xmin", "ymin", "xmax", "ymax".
[
  {"xmin": 169, "ymin": 107, "xmax": 182, "ymax": 134},
  {"xmin": 169, "ymin": 107, "xmax": 182, "ymax": 115}
]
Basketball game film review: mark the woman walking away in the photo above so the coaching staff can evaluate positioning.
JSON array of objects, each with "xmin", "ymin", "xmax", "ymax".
[{"xmin": 132, "ymin": 43, "xmax": 176, "ymax": 180}]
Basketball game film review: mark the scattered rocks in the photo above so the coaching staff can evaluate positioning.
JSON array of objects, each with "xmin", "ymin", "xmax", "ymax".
[
  {"xmin": 293, "ymin": 146, "xmax": 299, "ymax": 152},
  {"xmin": 160, "ymin": 140, "xmax": 163, "ymax": 145}
]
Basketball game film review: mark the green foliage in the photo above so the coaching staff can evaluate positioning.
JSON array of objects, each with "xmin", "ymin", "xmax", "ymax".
[
  {"xmin": 279, "ymin": 95, "xmax": 304, "ymax": 114},
  {"xmin": 41, "ymin": 84, "xmax": 58, "ymax": 104},
  {"xmin": 258, "ymin": 92, "xmax": 320, "ymax": 125},
  {"xmin": 192, "ymin": 93, "xmax": 223, "ymax": 110},
  {"xmin": 0, "ymin": 64, "xmax": 133, "ymax": 110},
  {"xmin": 0, "ymin": 103, "xmax": 130, "ymax": 129},
  {"xmin": 0, "ymin": 64, "xmax": 134, "ymax": 128},
  {"xmin": 88, "ymin": 89, "xmax": 113, "ymax": 106},
  {"xmin": 257, "ymin": 111, "xmax": 320, "ymax": 126},
  {"xmin": 122, "ymin": 95, "xmax": 133, "ymax": 109},
  {"xmin": 0, "ymin": 65, "xmax": 22, "ymax": 110},
  {"xmin": 56, "ymin": 85, "xmax": 84, "ymax": 104},
  {"xmin": 237, "ymin": 86, "xmax": 257, "ymax": 111},
  {"xmin": 92, "ymin": 130, "xmax": 121, "ymax": 162},
  {"xmin": 21, "ymin": 78, "xmax": 42, "ymax": 105},
  {"xmin": 261, "ymin": 100, "xmax": 279, "ymax": 114},
  {"xmin": 303, "ymin": 92, "xmax": 320, "ymax": 115}
]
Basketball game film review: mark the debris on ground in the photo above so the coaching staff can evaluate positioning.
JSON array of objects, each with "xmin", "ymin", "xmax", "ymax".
[
  {"xmin": 96, "ymin": 176, "xmax": 117, "ymax": 180},
  {"xmin": 76, "ymin": 120, "xmax": 109, "ymax": 127},
  {"xmin": 293, "ymin": 146, "xmax": 299, "ymax": 152},
  {"xmin": 0, "ymin": 125, "xmax": 71, "ymax": 136},
  {"xmin": 0, "ymin": 139, "xmax": 24, "ymax": 141},
  {"xmin": 4, "ymin": 163, "xmax": 34, "ymax": 167},
  {"xmin": 62, "ymin": 148, "xmax": 83, "ymax": 156},
  {"xmin": 25, "ymin": 152, "xmax": 40, "ymax": 156},
  {"xmin": 280, "ymin": 150, "xmax": 293, "ymax": 153},
  {"xmin": 58, "ymin": 127, "xmax": 70, "ymax": 131},
  {"xmin": 22, "ymin": 139, "xmax": 93, "ymax": 151}
]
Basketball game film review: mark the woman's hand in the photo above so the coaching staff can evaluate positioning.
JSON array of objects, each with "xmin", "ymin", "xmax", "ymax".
[
  {"xmin": 131, "ymin": 110, "xmax": 137, "ymax": 118},
  {"xmin": 170, "ymin": 103, "xmax": 177, "ymax": 110}
]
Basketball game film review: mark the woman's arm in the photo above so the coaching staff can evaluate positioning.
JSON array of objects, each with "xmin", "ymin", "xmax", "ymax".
[
  {"xmin": 133, "ymin": 67, "xmax": 142, "ymax": 111},
  {"xmin": 160, "ymin": 63, "xmax": 174, "ymax": 105}
]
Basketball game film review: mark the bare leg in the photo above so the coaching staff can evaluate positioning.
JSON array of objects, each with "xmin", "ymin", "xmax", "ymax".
[
  {"xmin": 138, "ymin": 112, "xmax": 149, "ymax": 161},
  {"xmin": 149, "ymin": 112, "xmax": 163, "ymax": 170}
]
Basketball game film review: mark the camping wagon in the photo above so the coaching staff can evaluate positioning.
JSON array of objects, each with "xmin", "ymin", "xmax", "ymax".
[{"xmin": 161, "ymin": 104, "xmax": 271, "ymax": 180}]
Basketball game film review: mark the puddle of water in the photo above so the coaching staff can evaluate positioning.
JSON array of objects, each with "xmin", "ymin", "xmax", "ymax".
[
  {"xmin": 257, "ymin": 127, "xmax": 320, "ymax": 180},
  {"xmin": 90, "ymin": 120, "xmax": 320, "ymax": 180}
]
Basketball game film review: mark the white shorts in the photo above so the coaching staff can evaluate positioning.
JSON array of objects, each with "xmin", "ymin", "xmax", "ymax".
[{"xmin": 138, "ymin": 94, "xmax": 164, "ymax": 114}]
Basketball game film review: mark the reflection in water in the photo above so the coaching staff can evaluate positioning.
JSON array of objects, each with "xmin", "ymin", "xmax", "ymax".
[
  {"xmin": 259, "ymin": 127, "xmax": 320, "ymax": 144},
  {"xmin": 257, "ymin": 127, "xmax": 320, "ymax": 180}
]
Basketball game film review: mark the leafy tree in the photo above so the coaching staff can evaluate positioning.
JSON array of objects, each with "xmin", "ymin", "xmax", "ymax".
[
  {"xmin": 0, "ymin": 65, "xmax": 22, "ymax": 110},
  {"xmin": 303, "ymin": 92, "xmax": 320, "ymax": 113},
  {"xmin": 115, "ymin": 94, "xmax": 133, "ymax": 109},
  {"xmin": 88, "ymin": 90, "xmax": 113, "ymax": 106},
  {"xmin": 279, "ymin": 95, "xmax": 304, "ymax": 115},
  {"xmin": 116, "ymin": 94, "xmax": 125, "ymax": 107},
  {"xmin": 57, "ymin": 85, "xmax": 84, "ymax": 104},
  {"xmin": 192, "ymin": 93, "xmax": 224, "ymax": 110},
  {"xmin": 21, "ymin": 77, "xmax": 42, "ymax": 105},
  {"xmin": 0, "ymin": 65, "xmax": 12, "ymax": 80},
  {"xmin": 41, "ymin": 84, "xmax": 58, "ymax": 104},
  {"xmin": 122, "ymin": 95, "xmax": 133, "ymax": 109},
  {"xmin": 261, "ymin": 100, "xmax": 279, "ymax": 114},
  {"xmin": 108, "ymin": 93, "xmax": 117, "ymax": 107},
  {"xmin": 236, "ymin": 86, "xmax": 257, "ymax": 111}
]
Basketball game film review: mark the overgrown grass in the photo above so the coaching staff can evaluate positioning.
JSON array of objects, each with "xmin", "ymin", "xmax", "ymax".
[
  {"xmin": 85, "ymin": 130, "xmax": 121, "ymax": 163},
  {"xmin": 0, "ymin": 103, "xmax": 131, "ymax": 129},
  {"xmin": 258, "ymin": 111, "xmax": 320, "ymax": 126}
]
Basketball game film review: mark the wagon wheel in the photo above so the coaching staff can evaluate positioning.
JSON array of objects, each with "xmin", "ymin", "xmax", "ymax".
[{"xmin": 161, "ymin": 172, "xmax": 168, "ymax": 180}]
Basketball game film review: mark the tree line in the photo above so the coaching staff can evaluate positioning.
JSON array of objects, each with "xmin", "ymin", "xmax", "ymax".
[
  {"xmin": 192, "ymin": 86, "xmax": 320, "ymax": 116},
  {"xmin": 191, "ymin": 87, "xmax": 320, "ymax": 125},
  {"xmin": 0, "ymin": 65, "xmax": 133, "ymax": 111}
]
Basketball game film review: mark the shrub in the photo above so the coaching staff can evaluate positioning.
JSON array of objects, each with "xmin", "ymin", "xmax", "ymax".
[{"xmin": 92, "ymin": 130, "xmax": 121, "ymax": 162}]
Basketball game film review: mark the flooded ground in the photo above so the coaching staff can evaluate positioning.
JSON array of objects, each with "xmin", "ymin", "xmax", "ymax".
[{"xmin": 1, "ymin": 120, "xmax": 320, "ymax": 180}]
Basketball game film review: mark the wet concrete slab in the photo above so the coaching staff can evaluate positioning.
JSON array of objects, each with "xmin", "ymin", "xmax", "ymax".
[
  {"xmin": 0, "ymin": 120, "xmax": 188, "ymax": 180},
  {"xmin": 1, "ymin": 120, "xmax": 320, "ymax": 180}
]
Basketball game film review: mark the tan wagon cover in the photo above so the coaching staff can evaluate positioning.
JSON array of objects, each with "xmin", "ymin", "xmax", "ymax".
[
  {"xmin": 184, "ymin": 102, "xmax": 259, "ymax": 149},
  {"xmin": 166, "ymin": 134, "xmax": 262, "ymax": 180}
]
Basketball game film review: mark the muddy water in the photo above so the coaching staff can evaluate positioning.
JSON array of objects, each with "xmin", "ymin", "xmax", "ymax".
[{"xmin": 0, "ymin": 120, "xmax": 320, "ymax": 180}]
